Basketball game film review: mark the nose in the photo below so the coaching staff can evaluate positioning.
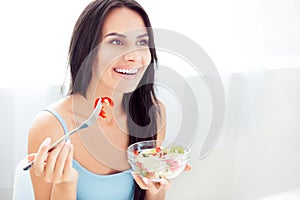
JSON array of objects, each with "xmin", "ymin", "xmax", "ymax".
[{"xmin": 124, "ymin": 50, "xmax": 142, "ymax": 62}]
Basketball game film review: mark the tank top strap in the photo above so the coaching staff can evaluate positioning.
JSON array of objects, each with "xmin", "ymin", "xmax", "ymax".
[{"xmin": 42, "ymin": 108, "xmax": 69, "ymax": 139}]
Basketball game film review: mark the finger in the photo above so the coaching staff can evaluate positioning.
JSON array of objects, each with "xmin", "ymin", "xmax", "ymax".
[
  {"xmin": 27, "ymin": 153, "xmax": 36, "ymax": 162},
  {"xmin": 159, "ymin": 179, "xmax": 171, "ymax": 190},
  {"xmin": 34, "ymin": 137, "xmax": 51, "ymax": 176},
  {"xmin": 63, "ymin": 143, "xmax": 76, "ymax": 181},
  {"xmin": 53, "ymin": 141, "xmax": 71, "ymax": 181},
  {"xmin": 63, "ymin": 142, "xmax": 73, "ymax": 173},
  {"xmin": 131, "ymin": 172, "xmax": 149, "ymax": 190},
  {"xmin": 184, "ymin": 163, "xmax": 192, "ymax": 171},
  {"xmin": 131, "ymin": 173, "xmax": 162, "ymax": 194},
  {"xmin": 43, "ymin": 141, "xmax": 66, "ymax": 181},
  {"xmin": 147, "ymin": 180, "xmax": 160, "ymax": 195},
  {"xmin": 139, "ymin": 177, "xmax": 161, "ymax": 195}
]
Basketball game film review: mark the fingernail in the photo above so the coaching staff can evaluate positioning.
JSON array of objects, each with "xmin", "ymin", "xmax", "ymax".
[
  {"xmin": 65, "ymin": 141, "xmax": 71, "ymax": 149},
  {"xmin": 131, "ymin": 172, "xmax": 137, "ymax": 178},
  {"xmin": 66, "ymin": 139, "xmax": 71, "ymax": 145},
  {"xmin": 160, "ymin": 179, "xmax": 166, "ymax": 185},
  {"xmin": 42, "ymin": 137, "xmax": 51, "ymax": 147},
  {"xmin": 27, "ymin": 154, "xmax": 34, "ymax": 161},
  {"xmin": 142, "ymin": 177, "xmax": 150, "ymax": 185}
]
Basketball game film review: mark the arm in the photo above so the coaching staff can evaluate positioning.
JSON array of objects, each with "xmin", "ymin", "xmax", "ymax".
[{"xmin": 27, "ymin": 112, "xmax": 78, "ymax": 200}]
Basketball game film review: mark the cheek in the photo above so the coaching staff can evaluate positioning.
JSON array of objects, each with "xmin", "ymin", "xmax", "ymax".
[
  {"xmin": 93, "ymin": 48, "xmax": 123, "ymax": 76},
  {"xmin": 141, "ymin": 49, "xmax": 151, "ymax": 66}
]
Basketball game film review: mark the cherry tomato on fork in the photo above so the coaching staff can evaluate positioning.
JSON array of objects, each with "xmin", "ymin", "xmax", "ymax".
[{"xmin": 94, "ymin": 97, "xmax": 114, "ymax": 118}]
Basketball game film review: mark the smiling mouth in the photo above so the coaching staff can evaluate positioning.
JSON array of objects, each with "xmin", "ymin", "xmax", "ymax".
[{"xmin": 113, "ymin": 67, "xmax": 140, "ymax": 75}]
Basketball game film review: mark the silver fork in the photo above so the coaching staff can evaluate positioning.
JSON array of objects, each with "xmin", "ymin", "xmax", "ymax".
[{"xmin": 23, "ymin": 99, "xmax": 104, "ymax": 171}]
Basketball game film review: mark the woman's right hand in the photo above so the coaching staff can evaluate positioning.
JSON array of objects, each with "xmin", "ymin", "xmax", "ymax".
[{"xmin": 28, "ymin": 137, "xmax": 78, "ymax": 185}]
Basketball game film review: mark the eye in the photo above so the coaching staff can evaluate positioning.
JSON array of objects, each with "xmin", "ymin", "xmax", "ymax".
[
  {"xmin": 110, "ymin": 39, "xmax": 123, "ymax": 45},
  {"xmin": 136, "ymin": 39, "xmax": 149, "ymax": 46}
]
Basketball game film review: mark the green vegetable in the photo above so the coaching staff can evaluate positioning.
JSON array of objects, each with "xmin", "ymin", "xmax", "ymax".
[{"xmin": 169, "ymin": 145, "xmax": 185, "ymax": 154}]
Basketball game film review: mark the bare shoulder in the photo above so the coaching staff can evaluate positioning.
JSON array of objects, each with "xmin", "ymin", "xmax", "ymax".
[{"xmin": 27, "ymin": 97, "xmax": 72, "ymax": 154}]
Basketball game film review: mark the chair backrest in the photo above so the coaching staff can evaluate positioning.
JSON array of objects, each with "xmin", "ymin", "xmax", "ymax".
[{"xmin": 12, "ymin": 158, "xmax": 34, "ymax": 200}]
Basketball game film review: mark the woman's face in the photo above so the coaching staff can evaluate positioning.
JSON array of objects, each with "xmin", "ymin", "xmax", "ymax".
[{"xmin": 93, "ymin": 7, "xmax": 151, "ymax": 93}]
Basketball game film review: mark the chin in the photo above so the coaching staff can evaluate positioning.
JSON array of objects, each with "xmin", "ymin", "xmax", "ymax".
[
  {"xmin": 113, "ymin": 82, "xmax": 140, "ymax": 94},
  {"xmin": 112, "ymin": 73, "xmax": 146, "ymax": 94}
]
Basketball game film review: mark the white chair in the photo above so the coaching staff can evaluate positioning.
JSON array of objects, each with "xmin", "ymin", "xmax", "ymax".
[{"xmin": 12, "ymin": 158, "xmax": 34, "ymax": 200}]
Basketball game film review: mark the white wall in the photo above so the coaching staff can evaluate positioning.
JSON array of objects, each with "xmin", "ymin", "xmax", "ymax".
[
  {"xmin": 0, "ymin": 90, "xmax": 15, "ymax": 199},
  {"xmin": 166, "ymin": 67, "xmax": 300, "ymax": 200}
]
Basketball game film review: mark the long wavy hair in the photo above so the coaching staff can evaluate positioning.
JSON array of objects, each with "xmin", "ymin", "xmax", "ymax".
[{"xmin": 67, "ymin": 0, "xmax": 159, "ymax": 199}]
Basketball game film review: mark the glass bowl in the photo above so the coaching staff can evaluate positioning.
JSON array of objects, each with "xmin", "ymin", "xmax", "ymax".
[{"xmin": 127, "ymin": 140, "xmax": 191, "ymax": 182}]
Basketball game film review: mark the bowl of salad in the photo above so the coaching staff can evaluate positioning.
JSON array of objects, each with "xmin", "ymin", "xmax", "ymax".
[{"xmin": 127, "ymin": 140, "xmax": 191, "ymax": 182}]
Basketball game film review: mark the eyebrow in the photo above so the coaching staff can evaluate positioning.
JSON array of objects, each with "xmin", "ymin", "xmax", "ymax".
[
  {"xmin": 104, "ymin": 32, "xmax": 149, "ymax": 39},
  {"xmin": 136, "ymin": 33, "xmax": 149, "ymax": 39}
]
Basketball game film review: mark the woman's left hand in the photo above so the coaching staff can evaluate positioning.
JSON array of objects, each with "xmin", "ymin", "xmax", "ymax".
[
  {"xmin": 131, "ymin": 172, "xmax": 171, "ymax": 195},
  {"xmin": 131, "ymin": 164, "xmax": 192, "ymax": 195}
]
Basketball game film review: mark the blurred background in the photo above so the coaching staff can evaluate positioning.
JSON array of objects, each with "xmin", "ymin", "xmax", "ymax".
[{"xmin": 1, "ymin": 0, "xmax": 300, "ymax": 199}]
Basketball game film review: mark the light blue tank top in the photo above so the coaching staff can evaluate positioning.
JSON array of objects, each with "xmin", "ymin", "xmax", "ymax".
[{"xmin": 43, "ymin": 109, "xmax": 135, "ymax": 200}]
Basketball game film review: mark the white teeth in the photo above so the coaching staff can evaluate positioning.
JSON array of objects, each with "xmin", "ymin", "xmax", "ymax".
[{"xmin": 115, "ymin": 68, "xmax": 139, "ymax": 75}]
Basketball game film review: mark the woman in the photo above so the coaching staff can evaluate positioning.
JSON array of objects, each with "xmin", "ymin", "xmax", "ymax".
[{"xmin": 27, "ymin": 0, "xmax": 189, "ymax": 199}]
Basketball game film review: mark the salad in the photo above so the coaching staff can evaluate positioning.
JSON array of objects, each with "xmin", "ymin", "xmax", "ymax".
[{"xmin": 130, "ymin": 145, "xmax": 189, "ymax": 180}]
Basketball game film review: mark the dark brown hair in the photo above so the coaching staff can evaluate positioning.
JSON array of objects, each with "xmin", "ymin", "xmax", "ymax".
[{"xmin": 67, "ymin": 0, "xmax": 159, "ymax": 199}]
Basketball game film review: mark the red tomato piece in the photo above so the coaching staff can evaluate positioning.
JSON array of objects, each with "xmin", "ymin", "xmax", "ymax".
[
  {"xmin": 94, "ymin": 97, "xmax": 114, "ymax": 118},
  {"xmin": 99, "ymin": 109, "xmax": 106, "ymax": 118},
  {"xmin": 94, "ymin": 97, "xmax": 114, "ymax": 108},
  {"xmin": 101, "ymin": 97, "xmax": 114, "ymax": 107},
  {"xmin": 94, "ymin": 98, "xmax": 100, "ymax": 109},
  {"xmin": 134, "ymin": 150, "xmax": 139, "ymax": 155},
  {"xmin": 156, "ymin": 147, "xmax": 161, "ymax": 153}
]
